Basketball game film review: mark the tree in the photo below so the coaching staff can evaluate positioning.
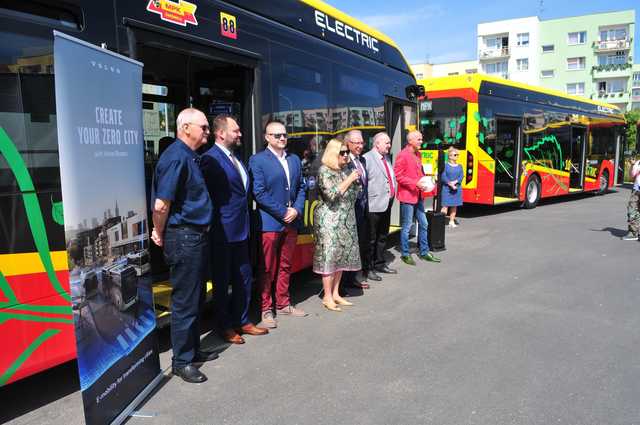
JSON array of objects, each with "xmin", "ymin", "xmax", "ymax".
[{"xmin": 624, "ymin": 110, "xmax": 640, "ymax": 153}]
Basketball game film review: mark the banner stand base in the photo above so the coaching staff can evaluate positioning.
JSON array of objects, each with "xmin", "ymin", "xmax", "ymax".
[{"xmin": 110, "ymin": 372, "xmax": 163, "ymax": 425}]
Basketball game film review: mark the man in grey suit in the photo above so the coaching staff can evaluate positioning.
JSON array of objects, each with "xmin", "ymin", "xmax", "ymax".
[{"xmin": 363, "ymin": 132, "xmax": 398, "ymax": 277}]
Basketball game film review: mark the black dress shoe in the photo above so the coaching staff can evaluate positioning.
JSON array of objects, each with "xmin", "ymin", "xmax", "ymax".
[
  {"xmin": 367, "ymin": 270, "xmax": 382, "ymax": 281},
  {"xmin": 375, "ymin": 265, "xmax": 397, "ymax": 274},
  {"xmin": 194, "ymin": 350, "xmax": 219, "ymax": 362},
  {"xmin": 172, "ymin": 365, "xmax": 207, "ymax": 383}
]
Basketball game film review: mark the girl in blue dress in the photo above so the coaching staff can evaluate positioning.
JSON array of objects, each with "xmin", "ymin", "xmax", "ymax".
[{"xmin": 440, "ymin": 147, "xmax": 463, "ymax": 227}]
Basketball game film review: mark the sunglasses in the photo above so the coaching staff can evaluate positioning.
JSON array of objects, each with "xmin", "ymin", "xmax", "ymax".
[
  {"xmin": 339, "ymin": 150, "xmax": 350, "ymax": 156},
  {"xmin": 189, "ymin": 123, "xmax": 210, "ymax": 132},
  {"xmin": 268, "ymin": 133, "xmax": 287, "ymax": 139}
]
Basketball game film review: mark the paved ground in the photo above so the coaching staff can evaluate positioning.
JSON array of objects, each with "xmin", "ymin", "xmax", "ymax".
[{"xmin": 3, "ymin": 186, "xmax": 640, "ymax": 425}]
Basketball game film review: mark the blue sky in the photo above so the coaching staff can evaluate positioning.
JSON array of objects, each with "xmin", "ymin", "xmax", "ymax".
[{"xmin": 327, "ymin": 0, "xmax": 640, "ymax": 65}]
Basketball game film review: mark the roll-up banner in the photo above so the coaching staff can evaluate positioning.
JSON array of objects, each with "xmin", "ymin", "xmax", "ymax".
[{"xmin": 53, "ymin": 31, "xmax": 161, "ymax": 425}]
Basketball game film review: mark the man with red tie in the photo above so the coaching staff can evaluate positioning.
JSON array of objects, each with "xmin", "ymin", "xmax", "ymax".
[
  {"xmin": 393, "ymin": 130, "xmax": 441, "ymax": 265},
  {"xmin": 363, "ymin": 132, "xmax": 398, "ymax": 278}
]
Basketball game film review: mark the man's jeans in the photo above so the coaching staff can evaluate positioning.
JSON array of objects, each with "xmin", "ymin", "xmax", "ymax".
[
  {"xmin": 400, "ymin": 200, "xmax": 429, "ymax": 257},
  {"xmin": 164, "ymin": 226, "xmax": 208, "ymax": 368}
]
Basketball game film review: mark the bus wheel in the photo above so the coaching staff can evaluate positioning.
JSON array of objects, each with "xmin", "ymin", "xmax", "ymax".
[
  {"xmin": 522, "ymin": 175, "xmax": 541, "ymax": 209},
  {"xmin": 596, "ymin": 170, "xmax": 609, "ymax": 195}
]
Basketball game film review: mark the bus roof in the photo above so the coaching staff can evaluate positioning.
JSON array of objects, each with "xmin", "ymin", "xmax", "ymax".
[
  {"xmin": 299, "ymin": 0, "xmax": 400, "ymax": 50},
  {"xmin": 223, "ymin": 0, "xmax": 412, "ymax": 74},
  {"xmin": 418, "ymin": 74, "xmax": 623, "ymax": 116}
]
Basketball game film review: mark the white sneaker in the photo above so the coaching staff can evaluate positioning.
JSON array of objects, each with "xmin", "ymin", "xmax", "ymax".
[{"xmin": 448, "ymin": 222, "xmax": 458, "ymax": 228}]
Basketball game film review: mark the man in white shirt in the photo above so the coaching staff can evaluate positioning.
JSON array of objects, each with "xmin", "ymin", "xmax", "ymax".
[
  {"xmin": 342, "ymin": 129, "xmax": 373, "ymax": 288},
  {"xmin": 249, "ymin": 121, "xmax": 308, "ymax": 329}
]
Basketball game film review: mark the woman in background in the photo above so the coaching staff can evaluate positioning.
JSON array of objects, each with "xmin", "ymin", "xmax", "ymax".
[
  {"xmin": 440, "ymin": 146, "xmax": 463, "ymax": 228},
  {"xmin": 313, "ymin": 139, "xmax": 362, "ymax": 311}
]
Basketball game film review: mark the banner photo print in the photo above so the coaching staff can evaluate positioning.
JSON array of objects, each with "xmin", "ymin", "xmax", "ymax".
[{"xmin": 53, "ymin": 32, "xmax": 161, "ymax": 425}]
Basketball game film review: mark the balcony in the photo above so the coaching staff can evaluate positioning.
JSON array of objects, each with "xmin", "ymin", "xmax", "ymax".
[
  {"xmin": 593, "ymin": 91, "xmax": 630, "ymax": 103},
  {"xmin": 591, "ymin": 63, "xmax": 633, "ymax": 78},
  {"xmin": 593, "ymin": 38, "xmax": 632, "ymax": 52},
  {"xmin": 632, "ymin": 93, "xmax": 640, "ymax": 102},
  {"xmin": 478, "ymin": 47, "xmax": 510, "ymax": 60}
]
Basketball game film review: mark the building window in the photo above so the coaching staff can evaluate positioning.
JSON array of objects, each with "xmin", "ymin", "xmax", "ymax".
[
  {"xmin": 483, "ymin": 61, "xmax": 508, "ymax": 77},
  {"xmin": 566, "ymin": 82, "xmax": 585, "ymax": 95},
  {"xmin": 567, "ymin": 57, "xmax": 586, "ymax": 71},
  {"xmin": 597, "ymin": 51, "xmax": 627, "ymax": 65},
  {"xmin": 633, "ymin": 72, "xmax": 640, "ymax": 87},
  {"xmin": 415, "ymin": 73, "xmax": 423, "ymax": 79},
  {"xmin": 448, "ymin": 72, "xmax": 459, "ymax": 75},
  {"xmin": 517, "ymin": 33, "xmax": 529, "ymax": 47},
  {"xmin": 516, "ymin": 58, "xmax": 529, "ymax": 71},
  {"xmin": 567, "ymin": 31, "xmax": 587, "ymax": 45},
  {"xmin": 465, "ymin": 68, "xmax": 477, "ymax": 74},
  {"xmin": 598, "ymin": 79, "xmax": 626, "ymax": 94},
  {"xmin": 541, "ymin": 70, "xmax": 554, "ymax": 78},
  {"xmin": 600, "ymin": 28, "xmax": 627, "ymax": 41},
  {"xmin": 541, "ymin": 44, "xmax": 555, "ymax": 53}
]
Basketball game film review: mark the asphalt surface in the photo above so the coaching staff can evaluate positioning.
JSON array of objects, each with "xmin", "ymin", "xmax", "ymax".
[{"xmin": 3, "ymin": 186, "xmax": 639, "ymax": 425}]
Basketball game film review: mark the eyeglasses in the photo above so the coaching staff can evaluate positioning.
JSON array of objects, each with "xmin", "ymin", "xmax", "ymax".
[
  {"xmin": 268, "ymin": 133, "xmax": 287, "ymax": 139},
  {"xmin": 339, "ymin": 150, "xmax": 350, "ymax": 156},
  {"xmin": 189, "ymin": 123, "xmax": 210, "ymax": 132}
]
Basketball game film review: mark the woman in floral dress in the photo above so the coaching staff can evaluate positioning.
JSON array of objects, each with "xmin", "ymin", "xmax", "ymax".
[{"xmin": 313, "ymin": 139, "xmax": 362, "ymax": 311}]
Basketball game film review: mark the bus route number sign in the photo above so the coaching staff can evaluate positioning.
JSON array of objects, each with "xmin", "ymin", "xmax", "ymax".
[{"xmin": 220, "ymin": 12, "xmax": 237, "ymax": 39}]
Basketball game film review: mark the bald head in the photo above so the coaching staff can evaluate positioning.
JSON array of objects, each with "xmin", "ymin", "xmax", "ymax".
[
  {"xmin": 372, "ymin": 132, "xmax": 391, "ymax": 155},
  {"xmin": 406, "ymin": 130, "xmax": 423, "ymax": 151},
  {"xmin": 345, "ymin": 130, "xmax": 364, "ymax": 156},
  {"xmin": 176, "ymin": 108, "xmax": 209, "ymax": 150}
]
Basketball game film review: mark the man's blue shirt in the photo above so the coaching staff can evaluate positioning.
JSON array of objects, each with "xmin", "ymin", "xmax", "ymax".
[{"xmin": 152, "ymin": 138, "xmax": 212, "ymax": 226}]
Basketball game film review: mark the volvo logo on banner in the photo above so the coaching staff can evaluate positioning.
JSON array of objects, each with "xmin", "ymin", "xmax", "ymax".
[{"xmin": 313, "ymin": 10, "xmax": 380, "ymax": 56}]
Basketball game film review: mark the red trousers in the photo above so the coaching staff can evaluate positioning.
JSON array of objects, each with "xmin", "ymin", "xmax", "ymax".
[{"xmin": 259, "ymin": 227, "xmax": 298, "ymax": 311}]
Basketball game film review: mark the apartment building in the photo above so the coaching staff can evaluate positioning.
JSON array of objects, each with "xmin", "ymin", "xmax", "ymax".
[
  {"xmin": 477, "ymin": 17, "xmax": 540, "ymax": 84},
  {"xmin": 412, "ymin": 10, "xmax": 637, "ymax": 111},
  {"xmin": 411, "ymin": 60, "xmax": 478, "ymax": 79},
  {"xmin": 631, "ymin": 64, "xmax": 640, "ymax": 110},
  {"xmin": 538, "ymin": 10, "xmax": 635, "ymax": 112}
]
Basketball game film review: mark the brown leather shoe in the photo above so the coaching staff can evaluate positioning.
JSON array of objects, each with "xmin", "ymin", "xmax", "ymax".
[
  {"xmin": 222, "ymin": 329, "xmax": 245, "ymax": 344},
  {"xmin": 235, "ymin": 323, "xmax": 269, "ymax": 336}
]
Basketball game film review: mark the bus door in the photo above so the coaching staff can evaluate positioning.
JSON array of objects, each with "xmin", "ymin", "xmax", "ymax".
[
  {"xmin": 125, "ymin": 26, "xmax": 259, "ymax": 285},
  {"xmin": 385, "ymin": 96, "xmax": 417, "ymax": 226},
  {"xmin": 569, "ymin": 126, "xmax": 586, "ymax": 189},
  {"xmin": 493, "ymin": 117, "xmax": 522, "ymax": 198}
]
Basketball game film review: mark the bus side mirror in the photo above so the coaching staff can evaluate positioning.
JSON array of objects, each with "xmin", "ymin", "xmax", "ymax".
[{"xmin": 405, "ymin": 84, "xmax": 425, "ymax": 100}]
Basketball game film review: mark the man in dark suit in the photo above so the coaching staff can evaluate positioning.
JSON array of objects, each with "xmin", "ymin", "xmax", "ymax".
[
  {"xmin": 200, "ymin": 114, "xmax": 268, "ymax": 344},
  {"xmin": 249, "ymin": 121, "xmax": 307, "ymax": 329},
  {"xmin": 342, "ymin": 129, "xmax": 375, "ymax": 288}
]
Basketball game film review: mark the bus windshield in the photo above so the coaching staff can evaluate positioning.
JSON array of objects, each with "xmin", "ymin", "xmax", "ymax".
[{"xmin": 419, "ymin": 97, "xmax": 467, "ymax": 150}]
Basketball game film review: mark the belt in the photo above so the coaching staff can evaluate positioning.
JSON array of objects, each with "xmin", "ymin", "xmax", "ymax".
[{"xmin": 168, "ymin": 224, "xmax": 210, "ymax": 232}]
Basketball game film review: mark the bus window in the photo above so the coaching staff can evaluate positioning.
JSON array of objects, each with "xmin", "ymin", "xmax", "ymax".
[
  {"xmin": 590, "ymin": 127, "xmax": 616, "ymax": 156},
  {"xmin": 420, "ymin": 98, "xmax": 467, "ymax": 150},
  {"xmin": 269, "ymin": 49, "xmax": 331, "ymax": 178},
  {"xmin": 524, "ymin": 123, "xmax": 571, "ymax": 172},
  {"xmin": 0, "ymin": 27, "xmax": 60, "ymax": 193}
]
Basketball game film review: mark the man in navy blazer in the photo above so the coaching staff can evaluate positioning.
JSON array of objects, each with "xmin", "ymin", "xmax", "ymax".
[
  {"xmin": 249, "ymin": 121, "xmax": 307, "ymax": 328},
  {"xmin": 200, "ymin": 114, "xmax": 268, "ymax": 344}
]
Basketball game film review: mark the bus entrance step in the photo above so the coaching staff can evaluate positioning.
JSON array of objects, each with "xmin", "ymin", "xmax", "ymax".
[{"xmin": 493, "ymin": 196, "xmax": 519, "ymax": 205}]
